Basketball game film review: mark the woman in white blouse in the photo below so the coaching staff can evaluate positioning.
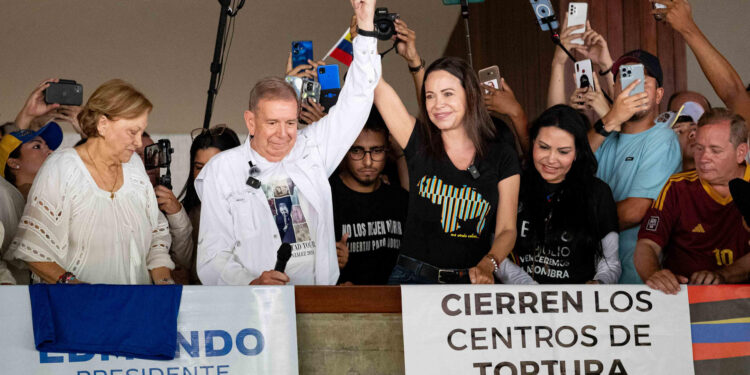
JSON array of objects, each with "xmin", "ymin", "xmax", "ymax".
[{"xmin": 7, "ymin": 79, "xmax": 174, "ymax": 284}]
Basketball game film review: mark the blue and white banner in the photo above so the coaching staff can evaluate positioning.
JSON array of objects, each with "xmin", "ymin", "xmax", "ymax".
[
  {"xmin": 0, "ymin": 286, "xmax": 298, "ymax": 375},
  {"xmin": 401, "ymin": 285, "xmax": 695, "ymax": 375}
]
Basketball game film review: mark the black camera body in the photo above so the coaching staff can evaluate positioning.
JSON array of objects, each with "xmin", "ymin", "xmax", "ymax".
[
  {"xmin": 144, "ymin": 139, "xmax": 174, "ymax": 190},
  {"xmin": 44, "ymin": 79, "xmax": 83, "ymax": 106},
  {"xmin": 373, "ymin": 7, "xmax": 399, "ymax": 41}
]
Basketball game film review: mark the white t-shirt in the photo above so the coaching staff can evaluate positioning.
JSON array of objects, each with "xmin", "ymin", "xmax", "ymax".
[
  {"xmin": 261, "ymin": 166, "xmax": 317, "ymax": 285},
  {"xmin": 7, "ymin": 148, "xmax": 174, "ymax": 284}
]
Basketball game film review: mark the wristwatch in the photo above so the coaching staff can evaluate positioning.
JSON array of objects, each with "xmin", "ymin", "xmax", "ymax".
[
  {"xmin": 594, "ymin": 119, "xmax": 612, "ymax": 137},
  {"xmin": 356, "ymin": 27, "xmax": 379, "ymax": 39},
  {"xmin": 409, "ymin": 58, "xmax": 425, "ymax": 73}
]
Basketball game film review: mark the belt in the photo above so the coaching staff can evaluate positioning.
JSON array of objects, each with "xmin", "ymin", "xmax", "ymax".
[{"xmin": 397, "ymin": 255, "xmax": 471, "ymax": 284}]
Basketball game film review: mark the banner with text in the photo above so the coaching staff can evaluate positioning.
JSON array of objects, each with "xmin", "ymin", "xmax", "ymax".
[
  {"xmin": 402, "ymin": 285, "xmax": 694, "ymax": 375},
  {"xmin": 0, "ymin": 286, "xmax": 298, "ymax": 375}
]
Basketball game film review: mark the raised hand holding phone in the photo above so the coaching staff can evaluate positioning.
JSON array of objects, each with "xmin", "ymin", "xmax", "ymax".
[{"xmin": 567, "ymin": 2, "xmax": 588, "ymax": 45}]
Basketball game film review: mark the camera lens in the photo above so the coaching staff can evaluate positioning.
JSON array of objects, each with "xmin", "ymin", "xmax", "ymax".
[{"xmin": 320, "ymin": 68, "xmax": 325, "ymax": 74}]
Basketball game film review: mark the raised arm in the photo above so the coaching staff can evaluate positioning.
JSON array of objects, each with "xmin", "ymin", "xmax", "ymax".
[
  {"xmin": 547, "ymin": 13, "xmax": 582, "ymax": 108},
  {"xmin": 304, "ymin": 0, "xmax": 381, "ymax": 176},
  {"xmin": 655, "ymin": 0, "xmax": 750, "ymax": 121},
  {"xmin": 374, "ymin": 79, "xmax": 416, "ymax": 149},
  {"xmin": 394, "ymin": 18, "xmax": 425, "ymax": 104}
]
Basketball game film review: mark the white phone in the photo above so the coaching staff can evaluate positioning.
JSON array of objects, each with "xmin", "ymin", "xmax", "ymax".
[
  {"xmin": 478, "ymin": 65, "xmax": 502, "ymax": 93},
  {"xmin": 575, "ymin": 59, "xmax": 596, "ymax": 92},
  {"xmin": 567, "ymin": 2, "xmax": 588, "ymax": 45}
]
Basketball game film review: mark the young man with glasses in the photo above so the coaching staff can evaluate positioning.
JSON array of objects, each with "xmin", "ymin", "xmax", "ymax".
[{"xmin": 330, "ymin": 108, "xmax": 408, "ymax": 285}]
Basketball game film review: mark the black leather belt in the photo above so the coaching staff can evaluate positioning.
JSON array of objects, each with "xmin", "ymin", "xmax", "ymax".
[{"xmin": 397, "ymin": 255, "xmax": 471, "ymax": 284}]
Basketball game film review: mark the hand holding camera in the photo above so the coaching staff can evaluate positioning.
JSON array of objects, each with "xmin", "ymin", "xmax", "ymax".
[
  {"xmin": 552, "ymin": 13, "xmax": 585, "ymax": 66},
  {"xmin": 482, "ymin": 79, "xmax": 523, "ymax": 119},
  {"xmin": 601, "ymin": 79, "xmax": 649, "ymax": 133},
  {"xmin": 300, "ymin": 99, "xmax": 327, "ymax": 125},
  {"xmin": 286, "ymin": 54, "xmax": 322, "ymax": 81},
  {"xmin": 394, "ymin": 18, "xmax": 421, "ymax": 67},
  {"xmin": 155, "ymin": 185, "xmax": 182, "ymax": 215},
  {"xmin": 576, "ymin": 21, "xmax": 613, "ymax": 72},
  {"xmin": 651, "ymin": 0, "xmax": 696, "ymax": 34},
  {"xmin": 144, "ymin": 139, "xmax": 174, "ymax": 190},
  {"xmin": 15, "ymin": 78, "xmax": 62, "ymax": 129}
]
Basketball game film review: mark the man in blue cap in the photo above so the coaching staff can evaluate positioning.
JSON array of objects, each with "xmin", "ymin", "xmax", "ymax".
[
  {"xmin": 587, "ymin": 49, "xmax": 682, "ymax": 284},
  {"xmin": 0, "ymin": 122, "xmax": 63, "ymax": 284}
]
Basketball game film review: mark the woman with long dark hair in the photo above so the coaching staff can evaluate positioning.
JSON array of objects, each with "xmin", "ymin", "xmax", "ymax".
[
  {"xmin": 177, "ymin": 125, "xmax": 240, "ymax": 284},
  {"xmin": 503, "ymin": 105, "xmax": 621, "ymax": 284},
  {"xmin": 375, "ymin": 56, "xmax": 521, "ymax": 284}
]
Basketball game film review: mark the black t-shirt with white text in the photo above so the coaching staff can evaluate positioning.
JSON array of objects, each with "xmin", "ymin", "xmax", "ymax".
[
  {"xmin": 512, "ymin": 178, "xmax": 618, "ymax": 283},
  {"xmin": 400, "ymin": 124, "xmax": 521, "ymax": 269},
  {"xmin": 331, "ymin": 175, "xmax": 408, "ymax": 285}
]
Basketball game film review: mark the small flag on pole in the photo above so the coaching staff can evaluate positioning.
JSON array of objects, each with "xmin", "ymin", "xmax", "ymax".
[{"xmin": 323, "ymin": 28, "xmax": 354, "ymax": 66}]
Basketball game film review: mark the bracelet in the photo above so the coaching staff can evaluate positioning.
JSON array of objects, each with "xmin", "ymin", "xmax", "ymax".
[
  {"xmin": 408, "ymin": 58, "xmax": 425, "ymax": 73},
  {"xmin": 56, "ymin": 272, "xmax": 77, "ymax": 284},
  {"xmin": 599, "ymin": 67, "xmax": 612, "ymax": 76},
  {"xmin": 594, "ymin": 119, "xmax": 612, "ymax": 137},
  {"xmin": 157, "ymin": 278, "xmax": 176, "ymax": 285},
  {"xmin": 484, "ymin": 254, "xmax": 499, "ymax": 272}
]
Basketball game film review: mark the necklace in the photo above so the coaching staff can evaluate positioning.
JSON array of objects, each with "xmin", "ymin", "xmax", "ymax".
[{"xmin": 85, "ymin": 145, "xmax": 119, "ymax": 199}]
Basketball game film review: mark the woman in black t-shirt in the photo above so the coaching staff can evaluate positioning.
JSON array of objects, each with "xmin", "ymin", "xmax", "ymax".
[
  {"xmin": 374, "ymin": 56, "xmax": 521, "ymax": 284},
  {"xmin": 502, "ymin": 105, "xmax": 621, "ymax": 284}
]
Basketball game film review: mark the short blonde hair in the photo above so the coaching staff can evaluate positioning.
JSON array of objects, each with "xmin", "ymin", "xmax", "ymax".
[{"xmin": 78, "ymin": 79, "xmax": 153, "ymax": 138}]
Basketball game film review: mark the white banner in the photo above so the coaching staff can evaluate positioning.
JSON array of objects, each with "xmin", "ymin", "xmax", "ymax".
[
  {"xmin": 0, "ymin": 286, "xmax": 298, "ymax": 375},
  {"xmin": 401, "ymin": 285, "xmax": 694, "ymax": 375}
]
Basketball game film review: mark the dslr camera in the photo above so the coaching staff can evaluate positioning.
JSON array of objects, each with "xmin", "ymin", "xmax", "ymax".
[
  {"xmin": 373, "ymin": 7, "xmax": 399, "ymax": 41},
  {"xmin": 144, "ymin": 139, "xmax": 174, "ymax": 189}
]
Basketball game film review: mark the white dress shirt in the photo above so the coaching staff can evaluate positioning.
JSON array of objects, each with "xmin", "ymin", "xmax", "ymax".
[{"xmin": 196, "ymin": 35, "xmax": 381, "ymax": 285}]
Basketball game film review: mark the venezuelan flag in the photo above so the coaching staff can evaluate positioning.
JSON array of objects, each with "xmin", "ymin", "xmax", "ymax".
[
  {"xmin": 324, "ymin": 28, "xmax": 353, "ymax": 66},
  {"xmin": 689, "ymin": 285, "xmax": 750, "ymax": 374}
]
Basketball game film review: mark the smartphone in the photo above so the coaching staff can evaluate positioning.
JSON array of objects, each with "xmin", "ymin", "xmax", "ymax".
[
  {"xmin": 478, "ymin": 65, "xmax": 501, "ymax": 93},
  {"xmin": 319, "ymin": 89, "xmax": 341, "ymax": 113},
  {"xmin": 292, "ymin": 41, "xmax": 313, "ymax": 69},
  {"xmin": 620, "ymin": 64, "xmax": 645, "ymax": 96},
  {"xmin": 44, "ymin": 79, "xmax": 83, "ymax": 106},
  {"xmin": 529, "ymin": 0, "xmax": 558, "ymax": 31},
  {"xmin": 301, "ymin": 78, "xmax": 321, "ymax": 103},
  {"xmin": 317, "ymin": 65, "xmax": 341, "ymax": 91},
  {"xmin": 574, "ymin": 59, "xmax": 596, "ymax": 91},
  {"xmin": 285, "ymin": 76, "xmax": 303, "ymax": 98},
  {"xmin": 652, "ymin": 2, "xmax": 667, "ymax": 21},
  {"xmin": 567, "ymin": 2, "xmax": 588, "ymax": 45}
]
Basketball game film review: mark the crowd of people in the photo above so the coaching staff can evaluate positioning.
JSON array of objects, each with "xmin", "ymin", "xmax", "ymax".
[{"xmin": 1, "ymin": 0, "xmax": 748, "ymax": 293}]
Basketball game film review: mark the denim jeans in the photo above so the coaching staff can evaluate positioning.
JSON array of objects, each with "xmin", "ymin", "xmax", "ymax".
[{"xmin": 387, "ymin": 264, "xmax": 436, "ymax": 285}]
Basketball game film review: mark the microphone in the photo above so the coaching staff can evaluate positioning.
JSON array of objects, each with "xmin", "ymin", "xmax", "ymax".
[
  {"xmin": 246, "ymin": 161, "xmax": 261, "ymax": 189},
  {"xmin": 274, "ymin": 243, "xmax": 292, "ymax": 273},
  {"xmin": 467, "ymin": 164, "xmax": 481, "ymax": 180}
]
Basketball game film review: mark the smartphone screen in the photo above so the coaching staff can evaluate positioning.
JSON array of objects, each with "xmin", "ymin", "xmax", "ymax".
[{"xmin": 292, "ymin": 41, "xmax": 313, "ymax": 69}]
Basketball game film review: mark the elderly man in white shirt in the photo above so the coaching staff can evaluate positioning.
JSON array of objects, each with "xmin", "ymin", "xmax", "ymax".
[{"xmin": 196, "ymin": 0, "xmax": 382, "ymax": 286}]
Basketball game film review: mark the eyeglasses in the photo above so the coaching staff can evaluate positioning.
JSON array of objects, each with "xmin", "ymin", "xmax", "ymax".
[
  {"xmin": 348, "ymin": 146, "xmax": 386, "ymax": 161},
  {"xmin": 191, "ymin": 124, "xmax": 228, "ymax": 140}
]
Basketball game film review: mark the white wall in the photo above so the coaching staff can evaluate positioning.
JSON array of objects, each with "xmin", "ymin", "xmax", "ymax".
[{"xmin": 687, "ymin": 0, "xmax": 750, "ymax": 107}]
